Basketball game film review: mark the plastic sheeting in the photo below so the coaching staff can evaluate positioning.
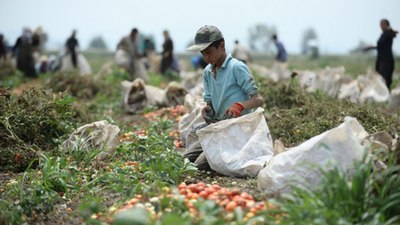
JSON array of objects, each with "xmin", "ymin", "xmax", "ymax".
[
  {"xmin": 197, "ymin": 108, "xmax": 274, "ymax": 178},
  {"xmin": 61, "ymin": 120, "xmax": 120, "ymax": 153},
  {"xmin": 121, "ymin": 78, "xmax": 188, "ymax": 114},
  {"xmin": 257, "ymin": 116, "xmax": 368, "ymax": 195},
  {"xmin": 61, "ymin": 53, "xmax": 92, "ymax": 75}
]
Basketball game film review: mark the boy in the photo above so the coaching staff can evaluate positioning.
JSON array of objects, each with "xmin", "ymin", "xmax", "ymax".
[{"xmin": 184, "ymin": 25, "xmax": 264, "ymax": 170}]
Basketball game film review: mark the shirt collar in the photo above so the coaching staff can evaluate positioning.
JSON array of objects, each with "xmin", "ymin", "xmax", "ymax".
[{"xmin": 206, "ymin": 53, "xmax": 233, "ymax": 73}]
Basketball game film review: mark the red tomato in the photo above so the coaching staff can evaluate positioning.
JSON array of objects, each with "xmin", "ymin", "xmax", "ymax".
[
  {"xmin": 179, "ymin": 189, "xmax": 187, "ymax": 195},
  {"xmin": 187, "ymin": 184, "xmax": 198, "ymax": 193},
  {"xmin": 225, "ymin": 201, "xmax": 238, "ymax": 211},
  {"xmin": 205, "ymin": 187, "xmax": 215, "ymax": 195},
  {"xmin": 199, "ymin": 191, "xmax": 208, "ymax": 199},
  {"xmin": 178, "ymin": 182, "xmax": 187, "ymax": 189},
  {"xmin": 240, "ymin": 192, "xmax": 254, "ymax": 200}
]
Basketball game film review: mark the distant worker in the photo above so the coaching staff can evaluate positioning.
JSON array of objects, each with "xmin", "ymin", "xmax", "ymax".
[
  {"xmin": 116, "ymin": 28, "xmax": 147, "ymax": 80},
  {"xmin": 12, "ymin": 27, "xmax": 37, "ymax": 77},
  {"xmin": 0, "ymin": 33, "xmax": 6, "ymax": 62},
  {"xmin": 232, "ymin": 40, "xmax": 251, "ymax": 64},
  {"xmin": 272, "ymin": 34, "xmax": 287, "ymax": 63},
  {"xmin": 365, "ymin": 19, "xmax": 398, "ymax": 90},
  {"xmin": 143, "ymin": 38, "xmax": 155, "ymax": 71},
  {"xmin": 160, "ymin": 30, "xmax": 174, "ymax": 74},
  {"xmin": 65, "ymin": 30, "xmax": 79, "ymax": 68},
  {"xmin": 33, "ymin": 26, "xmax": 47, "ymax": 53}
]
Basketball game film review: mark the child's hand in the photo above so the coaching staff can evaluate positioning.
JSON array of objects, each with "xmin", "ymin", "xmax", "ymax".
[
  {"xmin": 225, "ymin": 102, "xmax": 244, "ymax": 118},
  {"xmin": 202, "ymin": 105, "xmax": 215, "ymax": 124}
]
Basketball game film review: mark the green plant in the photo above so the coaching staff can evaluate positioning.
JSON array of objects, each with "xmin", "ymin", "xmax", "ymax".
[
  {"xmin": 5, "ymin": 170, "xmax": 60, "ymax": 219},
  {"xmin": 276, "ymin": 161, "xmax": 400, "ymax": 224},
  {"xmin": 38, "ymin": 154, "xmax": 74, "ymax": 194},
  {"xmin": 0, "ymin": 88, "xmax": 80, "ymax": 171},
  {"xmin": 78, "ymin": 196, "xmax": 107, "ymax": 224},
  {"xmin": 45, "ymin": 71, "xmax": 103, "ymax": 99}
]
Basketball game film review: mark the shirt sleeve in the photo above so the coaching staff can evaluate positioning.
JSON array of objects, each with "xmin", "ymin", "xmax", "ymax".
[
  {"xmin": 234, "ymin": 62, "xmax": 258, "ymax": 96},
  {"xmin": 203, "ymin": 70, "xmax": 212, "ymax": 103}
]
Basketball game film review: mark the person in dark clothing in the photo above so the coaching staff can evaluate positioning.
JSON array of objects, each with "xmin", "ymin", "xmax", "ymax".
[
  {"xmin": 65, "ymin": 30, "xmax": 79, "ymax": 68},
  {"xmin": 376, "ymin": 19, "xmax": 397, "ymax": 90},
  {"xmin": 0, "ymin": 33, "xmax": 7, "ymax": 62},
  {"xmin": 160, "ymin": 30, "xmax": 174, "ymax": 74},
  {"xmin": 365, "ymin": 19, "xmax": 398, "ymax": 90},
  {"xmin": 272, "ymin": 34, "xmax": 287, "ymax": 63},
  {"xmin": 12, "ymin": 28, "xmax": 37, "ymax": 77}
]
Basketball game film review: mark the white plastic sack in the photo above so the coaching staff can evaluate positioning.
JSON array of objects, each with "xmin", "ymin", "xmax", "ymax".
[
  {"xmin": 298, "ymin": 70, "xmax": 318, "ymax": 92},
  {"xmin": 178, "ymin": 95, "xmax": 206, "ymax": 145},
  {"xmin": 115, "ymin": 49, "xmax": 129, "ymax": 68},
  {"xmin": 180, "ymin": 70, "xmax": 203, "ymax": 91},
  {"xmin": 121, "ymin": 78, "xmax": 166, "ymax": 113},
  {"xmin": 61, "ymin": 120, "xmax": 120, "ymax": 152},
  {"xmin": 197, "ymin": 108, "xmax": 274, "ymax": 177},
  {"xmin": 270, "ymin": 62, "xmax": 291, "ymax": 82},
  {"xmin": 359, "ymin": 72, "xmax": 390, "ymax": 103},
  {"xmin": 164, "ymin": 81, "xmax": 188, "ymax": 106},
  {"xmin": 61, "ymin": 53, "xmax": 92, "ymax": 75},
  {"xmin": 338, "ymin": 80, "xmax": 361, "ymax": 103},
  {"xmin": 257, "ymin": 116, "xmax": 368, "ymax": 195}
]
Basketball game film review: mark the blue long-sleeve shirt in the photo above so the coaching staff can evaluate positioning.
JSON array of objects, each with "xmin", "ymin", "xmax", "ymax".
[{"xmin": 203, "ymin": 54, "xmax": 259, "ymax": 120}]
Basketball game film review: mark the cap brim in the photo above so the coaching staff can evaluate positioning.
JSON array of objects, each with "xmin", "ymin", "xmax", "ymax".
[{"xmin": 187, "ymin": 42, "xmax": 212, "ymax": 51}]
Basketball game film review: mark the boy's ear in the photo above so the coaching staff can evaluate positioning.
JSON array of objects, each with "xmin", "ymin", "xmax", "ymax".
[{"xmin": 220, "ymin": 41, "xmax": 225, "ymax": 49}]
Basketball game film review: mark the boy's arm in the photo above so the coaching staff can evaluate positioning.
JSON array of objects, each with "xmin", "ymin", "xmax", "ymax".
[
  {"xmin": 226, "ymin": 93, "xmax": 264, "ymax": 118},
  {"xmin": 240, "ymin": 93, "xmax": 264, "ymax": 109}
]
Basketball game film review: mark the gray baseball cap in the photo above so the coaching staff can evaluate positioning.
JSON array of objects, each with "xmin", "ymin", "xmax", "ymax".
[{"xmin": 187, "ymin": 25, "xmax": 223, "ymax": 51}]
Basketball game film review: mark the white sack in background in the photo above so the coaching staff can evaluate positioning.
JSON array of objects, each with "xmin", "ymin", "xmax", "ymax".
[
  {"xmin": 61, "ymin": 53, "xmax": 92, "ymax": 75},
  {"xmin": 121, "ymin": 78, "xmax": 166, "ymax": 113},
  {"xmin": 164, "ymin": 81, "xmax": 188, "ymax": 106},
  {"xmin": 62, "ymin": 120, "xmax": 120, "ymax": 153},
  {"xmin": 358, "ymin": 72, "xmax": 390, "ymax": 103}
]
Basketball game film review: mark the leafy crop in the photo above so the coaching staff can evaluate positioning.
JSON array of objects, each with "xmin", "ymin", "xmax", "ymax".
[
  {"xmin": 275, "ymin": 161, "xmax": 400, "ymax": 224},
  {"xmin": 258, "ymin": 78, "xmax": 399, "ymax": 153},
  {"xmin": 0, "ymin": 88, "xmax": 79, "ymax": 171},
  {"xmin": 45, "ymin": 71, "xmax": 103, "ymax": 99}
]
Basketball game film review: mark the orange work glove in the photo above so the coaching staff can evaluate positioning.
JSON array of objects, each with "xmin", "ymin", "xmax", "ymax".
[{"xmin": 225, "ymin": 102, "xmax": 244, "ymax": 118}]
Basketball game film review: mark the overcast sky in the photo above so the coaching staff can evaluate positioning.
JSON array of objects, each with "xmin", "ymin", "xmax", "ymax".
[{"xmin": 1, "ymin": 0, "xmax": 399, "ymax": 54}]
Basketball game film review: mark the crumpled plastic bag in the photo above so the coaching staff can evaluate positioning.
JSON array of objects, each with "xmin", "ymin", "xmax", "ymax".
[
  {"xmin": 121, "ymin": 78, "xmax": 166, "ymax": 113},
  {"xmin": 257, "ymin": 116, "xmax": 368, "ymax": 195},
  {"xmin": 61, "ymin": 52, "xmax": 92, "ymax": 75},
  {"xmin": 121, "ymin": 78, "xmax": 188, "ymax": 114},
  {"xmin": 178, "ymin": 94, "xmax": 206, "ymax": 146},
  {"xmin": 115, "ymin": 49, "xmax": 129, "ymax": 68},
  {"xmin": 197, "ymin": 108, "xmax": 274, "ymax": 178},
  {"xmin": 164, "ymin": 81, "xmax": 188, "ymax": 106},
  {"xmin": 61, "ymin": 120, "xmax": 120, "ymax": 153}
]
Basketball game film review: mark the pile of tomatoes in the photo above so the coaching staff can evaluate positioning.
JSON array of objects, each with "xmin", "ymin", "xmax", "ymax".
[
  {"xmin": 143, "ymin": 105, "xmax": 186, "ymax": 122},
  {"xmin": 111, "ymin": 181, "xmax": 277, "ymax": 223}
]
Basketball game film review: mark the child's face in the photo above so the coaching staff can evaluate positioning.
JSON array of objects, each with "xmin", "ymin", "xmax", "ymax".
[{"xmin": 201, "ymin": 42, "xmax": 224, "ymax": 65}]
